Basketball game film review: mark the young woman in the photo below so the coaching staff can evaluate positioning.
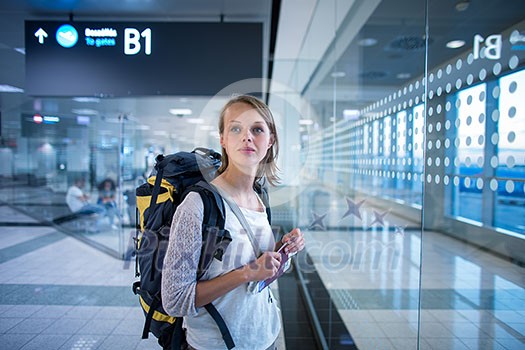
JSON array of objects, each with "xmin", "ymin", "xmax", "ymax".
[{"xmin": 161, "ymin": 95, "xmax": 305, "ymax": 350}]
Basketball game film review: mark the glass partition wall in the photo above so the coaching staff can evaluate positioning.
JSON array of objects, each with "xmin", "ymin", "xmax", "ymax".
[
  {"xmin": 0, "ymin": 1, "xmax": 524, "ymax": 348},
  {"xmin": 0, "ymin": 96, "xmax": 141, "ymax": 258},
  {"xmin": 421, "ymin": 2, "xmax": 525, "ymax": 350},
  {"xmin": 269, "ymin": 0, "xmax": 525, "ymax": 349},
  {"xmin": 0, "ymin": 94, "xmax": 224, "ymax": 258}
]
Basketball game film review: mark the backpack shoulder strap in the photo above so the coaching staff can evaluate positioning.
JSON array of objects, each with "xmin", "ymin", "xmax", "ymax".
[
  {"xmin": 148, "ymin": 154, "xmax": 171, "ymax": 211},
  {"xmin": 183, "ymin": 180, "xmax": 225, "ymax": 230},
  {"xmin": 254, "ymin": 182, "xmax": 271, "ymax": 224},
  {"xmin": 182, "ymin": 181, "xmax": 228, "ymax": 280}
]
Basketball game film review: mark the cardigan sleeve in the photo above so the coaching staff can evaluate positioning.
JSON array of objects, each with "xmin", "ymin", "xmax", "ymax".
[{"xmin": 161, "ymin": 192, "xmax": 203, "ymax": 317}]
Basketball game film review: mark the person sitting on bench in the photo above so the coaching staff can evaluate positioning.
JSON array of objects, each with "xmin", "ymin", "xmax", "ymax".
[{"xmin": 65, "ymin": 177, "xmax": 106, "ymax": 228}]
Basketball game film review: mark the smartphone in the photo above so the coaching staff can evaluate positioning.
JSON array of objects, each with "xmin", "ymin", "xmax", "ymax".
[
  {"xmin": 277, "ymin": 242, "xmax": 289, "ymax": 253},
  {"xmin": 257, "ymin": 242, "xmax": 291, "ymax": 293}
]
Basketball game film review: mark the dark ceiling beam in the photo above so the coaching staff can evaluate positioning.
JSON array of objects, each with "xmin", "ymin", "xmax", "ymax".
[{"xmin": 266, "ymin": 0, "xmax": 281, "ymax": 104}]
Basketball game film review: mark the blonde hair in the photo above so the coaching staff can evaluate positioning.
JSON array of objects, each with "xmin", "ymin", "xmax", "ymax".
[{"xmin": 217, "ymin": 94, "xmax": 280, "ymax": 186}]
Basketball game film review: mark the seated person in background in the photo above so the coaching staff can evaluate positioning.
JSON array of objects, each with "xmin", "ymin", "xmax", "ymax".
[
  {"xmin": 97, "ymin": 178, "xmax": 120, "ymax": 228},
  {"xmin": 66, "ymin": 177, "xmax": 106, "ymax": 217}
]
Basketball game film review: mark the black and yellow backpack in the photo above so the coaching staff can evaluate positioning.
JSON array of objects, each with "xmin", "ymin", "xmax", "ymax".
[{"xmin": 132, "ymin": 148, "xmax": 237, "ymax": 349}]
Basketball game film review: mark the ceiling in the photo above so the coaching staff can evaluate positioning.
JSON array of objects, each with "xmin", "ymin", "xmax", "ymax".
[
  {"xmin": 1, "ymin": 0, "xmax": 524, "ymax": 149},
  {"xmin": 301, "ymin": 0, "xmax": 525, "ymax": 123},
  {"xmin": 0, "ymin": 0, "xmax": 274, "ymax": 150}
]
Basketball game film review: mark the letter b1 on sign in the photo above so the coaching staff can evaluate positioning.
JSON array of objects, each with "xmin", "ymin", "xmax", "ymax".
[{"xmin": 124, "ymin": 28, "xmax": 152, "ymax": 55}]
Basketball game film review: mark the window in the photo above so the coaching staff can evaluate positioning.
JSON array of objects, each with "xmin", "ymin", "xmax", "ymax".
[
  {"xmin": 495, "ymin": 69, "xmax": 525, "ymax": 234},
  {"xmin": 449, "ymin": 83, "xmax": 486, "ymax": 222}
]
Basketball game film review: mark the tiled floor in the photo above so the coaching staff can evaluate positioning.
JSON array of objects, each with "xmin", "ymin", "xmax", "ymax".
[
  {"xmin": 303, "ymin": 220, "xmax": 525, "ymax": 350},
  {"xmin": 2, "ymin": 184, "xmax": 525, "ymax": 350},
  {"xmin": 0, "ymin": 203, "xmax": 287, "ymax": 350}
]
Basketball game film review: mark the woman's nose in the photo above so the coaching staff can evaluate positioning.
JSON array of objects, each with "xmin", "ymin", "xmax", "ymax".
[{"xmin": 242, "ymin": 130, "xmax": 253, "ymax": 142}]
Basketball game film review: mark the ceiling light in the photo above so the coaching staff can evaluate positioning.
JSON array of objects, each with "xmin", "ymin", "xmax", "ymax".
[
  {"xmin": 299, "ymin": 119, "xmax": 314, "ymax": 125},
  {"xmin": 71, "ymin": 108, "xmax": 98, "ymax": 115},
  {"xmin": 169, "ymin": 108, "xmax": 192, "ymax": 116},
  {"xmin": 0, "ymin": 84, "xmax": 24, "ymax": 92},
  {"xmin": 73, "ymin": 97, "xmax": 100, "ymax": 103},
  {"xmin": 396, "ymin": 73, "xmax": 411, "ymax": 79},
  {"xmin": 358, "ymin": 38, "xmax": 378, "ymax": 47},
  {"xmin": 199, "ymin": 125, "xmax": 215, "ymax": 131},
  {"xmin": 330, "ymin": 71, "xmax": 346, "ymax": 78},
  {"xmin": 455, "ymin": 0, "xmax": 470, "ymax": 12},
  {"xmin": 446, "ymin": 40, "xmax": 466, "ymax": 49},
  {"xmin": 14, "ymin": 48, "xmax": 25, "ymax": 55},
  {"xmin": 186, "ymin": 118, "xmax": 204, "ymax": 124},
  {"xmin": 343, "ymin": 109, "xmax": 360, "ymax": 120},
  {"xmin": 76, "ymin": 116, "xmax": 90, "ymax": 125}
]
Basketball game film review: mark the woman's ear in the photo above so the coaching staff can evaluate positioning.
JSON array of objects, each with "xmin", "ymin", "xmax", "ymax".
[{"xmin": 268, "ymin": 134, "xmax": 275, "ymax": 149}]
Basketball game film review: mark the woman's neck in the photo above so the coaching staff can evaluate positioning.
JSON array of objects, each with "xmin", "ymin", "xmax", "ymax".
[
  {"xmin": 216, "ymin": 167, "xmax": 255, "ymax": 194},
  {"xmin": 213, "ymin": 168, "xmax": 264, "ymax": 211}
]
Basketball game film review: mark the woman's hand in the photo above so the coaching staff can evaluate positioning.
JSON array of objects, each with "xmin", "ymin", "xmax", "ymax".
[
  {"xmin": 281, "ymin": 228, "xmax": 305, "ymax": 255},
  {"xmin": 242, "ymin": 251, "xmax": 282, "ymax": 282}
]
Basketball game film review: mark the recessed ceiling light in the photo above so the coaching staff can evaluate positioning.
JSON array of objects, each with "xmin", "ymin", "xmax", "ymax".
[
  {"xmin": 446, "ymin": 40, "xmax": 466, "ymax": 49},
  {"xmin": 76, "ymin": 116, "xmax": 90, "ymax": 125},
  {"xmin": 186, "ymin": 118, "xmax": 204, "ymax": 124},
  {"xmin": 358, "ymin": 38, "xmax": 378, "ymax": 47},
  {"xmin": 455, "ymin": 0, "xmax": 470, "ymax": 12},
  {"xmin": 71, "ymin": 108, "xmax": 98, "ymax": 115},
  {"xmin": 396, "ymin": 73, "xmax": 411, "ymax": 79},
  {"xmin": 343, "ymin": 109, "xmax": 360, "ymax": 120},
  {"xmin": 0, "ymin": 84, "xmax": 24, "ymax": 92},
  {"xmin": 299, "ymin": 119, "xmax": 314, "ymax": 125},
  {"xmin": 330, "ymin": 71, "xmax": 346, "ymax": 78},
  {"xmin": 169, "ymin": 108, "xmax": 192, "ymax": 116},
  {"xmin": 73, "ymin": 97, "xmax": 100, "ymax": 103}
]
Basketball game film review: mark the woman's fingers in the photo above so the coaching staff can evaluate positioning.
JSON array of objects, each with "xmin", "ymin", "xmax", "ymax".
[{"xmin": 282, "ymin": 228, "xmax": 305, "ymax": 254}]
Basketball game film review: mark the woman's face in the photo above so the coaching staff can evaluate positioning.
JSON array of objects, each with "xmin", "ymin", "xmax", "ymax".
[{"xmin": 220, "ymin": 102, "xmax": 274, "ymax": 172}]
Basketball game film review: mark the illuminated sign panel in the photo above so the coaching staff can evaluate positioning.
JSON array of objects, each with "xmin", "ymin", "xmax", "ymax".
[{"xmin": 25, "ymin": 21, "xmax": 262, "ymax": 96}]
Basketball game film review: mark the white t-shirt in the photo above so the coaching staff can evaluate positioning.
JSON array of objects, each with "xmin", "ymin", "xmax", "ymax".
[
  {"xmin": 66, "ymin": 185, "xmax": 86, "ymax": 212},
  {"xmin": 161, "ymin": 191, "xmax": 281, "ymax": 350}
]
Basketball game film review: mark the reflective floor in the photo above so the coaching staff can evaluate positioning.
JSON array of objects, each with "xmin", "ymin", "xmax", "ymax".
[
  {"xmin": 1, "ymin": 186, "xmax": 524, "ymax": 350},
  {"xmin": 302, "ymin": 214, "xmax": 525, "ymax": 349},
  {"xmin": 0, "ymin": 199, "xmax": 288, "ymax": 350}
]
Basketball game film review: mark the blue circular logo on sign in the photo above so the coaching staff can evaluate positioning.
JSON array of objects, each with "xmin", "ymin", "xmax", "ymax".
[{"xmin": 56, "ymin": 24, "xmax": 78, "ymax": 48}]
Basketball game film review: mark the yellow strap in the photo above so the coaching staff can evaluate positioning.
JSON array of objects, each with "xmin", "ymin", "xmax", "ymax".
[
  {"xmin": 136, "ymin": 177, "xmax": 175, "ymax": 231},
  {"xmin": 147, "ymin": 176, "xmax": 178, "ymax": 193},
  {"xmin": 139, "ymin": 296, "xmax": 177, "ymax": 324}
]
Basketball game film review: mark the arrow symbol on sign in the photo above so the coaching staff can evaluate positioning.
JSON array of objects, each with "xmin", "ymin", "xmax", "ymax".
[{"xmin": 34, "ymin": 28, "xmax": 48, "ymax": 44}]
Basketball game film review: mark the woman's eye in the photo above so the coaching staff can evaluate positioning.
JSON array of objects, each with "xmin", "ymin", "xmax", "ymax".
[
  {"xmin": 230, "ymin": 126, "xmax": 241, "ymax": 133},
  {"xmin": 253, "ymin": 127, "xmax": 264, "ymax": 134}
]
